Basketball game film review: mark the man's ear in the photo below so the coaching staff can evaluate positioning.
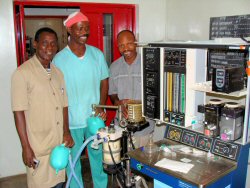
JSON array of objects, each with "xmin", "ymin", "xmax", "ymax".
[
  {"xmin": 134, "ymin": 39, "xmax": 138, "ymax": 47},
  {"xmin": 33, "ymin": 40, "xmax": 37, "ymax": 50},
  {"xmin": 66, "ymin": 27, "xmax": 71, "ymax": 35}
]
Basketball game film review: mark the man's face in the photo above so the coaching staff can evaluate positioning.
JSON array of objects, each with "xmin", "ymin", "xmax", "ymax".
[
  {"xmin": 68, "ymin": 21, "xmax": 90, "ymax": 45},
  {"xmin": 117, "ymin": 32, "xmax": 137, "ymax": 62},
  {"xmin": 34, "ymin": 32, "xmax": 58, "ymax": 62}
]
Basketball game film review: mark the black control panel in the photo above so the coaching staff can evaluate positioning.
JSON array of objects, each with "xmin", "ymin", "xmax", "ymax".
[
  {"xmin": 181, "ymin": 130, "xmax": 197, "ymax": 147},
  {"xmin": 163, "ymin": 48, "xmax": 186, "ymax": 126},
  {"xmin": 144, "ymin": 50, "xmax": 160, "ymax": 71},
  {"xmin": 164, "ymin": 124, "xmax": 241, "ymax": 161},
  {"xmin": 164, "ymin": 48, "xmax": 186, "ymax": 73},
  {"xmin": 166, "ymin": 126, "xmax": 182, "ymax": 141},
  {"xmin": 145, "ymin": 72, "xmax": 158, "ymax": 91},
  {"xmin": 196, "ymin": 135, "xmax": 213, "ymax": 151},
  {"xmin": 212, "ymin": 66, "xmax": 245, "ymax": 93},
  {"xmin": 211, "ymin": 139, "xmax": 240, "ymax": 160},
  {"xmin": 145, "ymin": 95, "xmax": 158, "ymax": 118},
  {"xmin": 143, "ymin": 48, "xmax": 160, "ymax": 119}
]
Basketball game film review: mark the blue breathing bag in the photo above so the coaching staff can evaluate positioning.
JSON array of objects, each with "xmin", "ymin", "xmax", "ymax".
[
  {"xmin": 50, "ymin": 144, "xmax": 70, "ymax": 174},
  {"xmin": 87, "ymin": 116, "xmax": 105, "ymax": 136}
]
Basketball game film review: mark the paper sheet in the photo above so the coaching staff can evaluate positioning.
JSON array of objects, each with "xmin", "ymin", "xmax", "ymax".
[
  {"xmin": 155, "ymin": 158, "xmax": 194, "ymax": 174},
  {"xmin": 179, "ymin": 147, "xmax": 192, "ymax": 153},
  {"xmin": 180, "ymin": 158, "xmax": 192, "ymax": 163}
]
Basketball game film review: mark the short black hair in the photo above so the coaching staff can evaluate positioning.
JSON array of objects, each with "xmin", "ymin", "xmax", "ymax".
[
  {"xmin": 34, "ymin": 27, "xmax": 58, "ymax": 42},
  {"xmin": 117, "ymin": 30, "xmax": 136, "ymax": 40}
]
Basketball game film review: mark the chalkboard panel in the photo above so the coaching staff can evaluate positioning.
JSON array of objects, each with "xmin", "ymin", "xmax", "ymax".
[
  {"xmin": 210, "ymin": 14, "xmax": 250, "ymax": 40},
  {"xmin": 208, "ymin": 14, "xmax": 249, "ymax": 81},
  {"xmin": 207, "ymin": 49, "xmax": 247, "ymax": 80}
]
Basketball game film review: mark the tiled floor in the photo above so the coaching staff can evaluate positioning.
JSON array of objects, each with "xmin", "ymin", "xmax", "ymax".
[
  {"xmin": 0, "ymin": 156, "xmax": 153, "ymax": 188},
  {"xmin": 0, "ymin": 156, "xmax": 94, "ymax": 188},
  {"xmin": 0, "ymin": 174, "xmax": 27, "ymax": 188}
]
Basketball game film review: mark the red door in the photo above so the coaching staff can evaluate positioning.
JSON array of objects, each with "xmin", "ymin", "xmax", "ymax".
[
  {"xmin": 81, "ymin": 11, "xmax": 103, "ymax": 50},
  {"xmin": 81, "ymin": 4, "xmax": 135, "ymax": 61},
  {"xmin": 81, "ymin": 4, "xmax": 135, "ymax": 125},
  {"xmin": 113, "ymin": 7, "xmax": 134, "ymax": 60}
]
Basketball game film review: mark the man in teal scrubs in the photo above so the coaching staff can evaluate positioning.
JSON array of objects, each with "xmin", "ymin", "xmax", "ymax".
[{"xmin": 53, "ymin": 12, "xmax": 109, "ymax": 188}]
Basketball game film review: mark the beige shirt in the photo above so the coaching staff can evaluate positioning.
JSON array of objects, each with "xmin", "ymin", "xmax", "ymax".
[{"xmin": 11, "ymin": 55, "xmax": 68, "ymax": 188}]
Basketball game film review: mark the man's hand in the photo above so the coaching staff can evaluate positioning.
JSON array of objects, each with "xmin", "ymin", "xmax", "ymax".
[
  {"xmin": 63, "ymin": 132, "xmax": 74, "ymax": 148},
  {"xmin": 115, "ymin": 99, "xmax": 130, "ymax": 119},
  {"xmin": 13, "ymin": 111, "xmax": 37, "ymax": 169},
  {"xmin": 95, "ymin": 107, "xmax": 107, "ymax": 121},
  {"xmin": 22, "ymin": 145, "xmax": 36, "ymax": 169}
]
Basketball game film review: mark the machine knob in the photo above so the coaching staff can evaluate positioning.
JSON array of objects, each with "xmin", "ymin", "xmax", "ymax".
[
  {"xmin": 176, "ymin": 120, "xmax": 181, "ymax": 125},
  {"xmin": 223, "ymin": 147, "xmax": 229, "ymax": 154},
  {"xmin": 170, "ymin": 131, "xmax": 175, "ymax": 138},
  {"xmin": 190, "ymin": 137, "xmax": 195, "ymax": 144},
  {"xmin": 206, "ymin": 142, "xmax": 211, "ymax": 149},
  {"xmin": 184, "ymin": 135, "xmax": 189, "ymax": 142},
  {"xmin": 176, "ymin": 132, "xmax": 180, "ymax": 139},
  {"xmin": 199, "ymin": 140, "xmax": 205, "ymax": 146},
  {"xmin": 136, "ymin": 163, "xmax": 143, "ymax": 171},
  {"xmin": 119, "ymin": 119, "xmax": 127, "ymax": 128}
]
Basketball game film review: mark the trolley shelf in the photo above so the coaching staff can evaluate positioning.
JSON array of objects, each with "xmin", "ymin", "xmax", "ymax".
[{"xmin": 191, "ymin": 81, "xmax": 247, "ymax": 98}]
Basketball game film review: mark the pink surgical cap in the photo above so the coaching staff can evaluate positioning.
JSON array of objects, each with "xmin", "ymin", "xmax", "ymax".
[{"xmin": 64, "ymin": 11, "xmax": 89, "ymax": 28}]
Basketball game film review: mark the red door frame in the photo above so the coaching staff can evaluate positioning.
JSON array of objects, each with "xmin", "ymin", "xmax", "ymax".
[
  {"xmin": 14, "ymin": 1, "xmax": 136, "ymax": 65},
  {"xmin": 14, "ymin": 4, "xmax": 26, "ymax": 66}
]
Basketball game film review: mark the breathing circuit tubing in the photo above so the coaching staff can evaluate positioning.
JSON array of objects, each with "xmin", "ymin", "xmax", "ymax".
[{"xmin": 65, "ymin": 134, "xmax": 97, "ymax": 188}]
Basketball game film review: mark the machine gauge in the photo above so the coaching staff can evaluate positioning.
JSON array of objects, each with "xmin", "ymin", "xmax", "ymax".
[
  {"xmin": 167, "ymin": 126, "xmax": 182, "ymax": 141},
  {"xmin": 181, "ymin": 130, "xmax": 197, "ymax": 146},
  {"xmin": 196, "ymin": 135, "xmax": 213, "ymax": 151}
]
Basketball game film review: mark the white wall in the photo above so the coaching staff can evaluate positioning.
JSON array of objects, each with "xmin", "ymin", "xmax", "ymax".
[
  {"xmin": 0, "ymin": 0, "xmax": 24, "ymax": 177},
  {"xmin": 165, "ymin": 0, "xmax": 250, "ymax": 41}
]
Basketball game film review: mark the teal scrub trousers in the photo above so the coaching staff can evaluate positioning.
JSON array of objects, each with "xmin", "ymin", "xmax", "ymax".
[{"xmin": 66, "ymin": 128, "xmax": 108, "ymax": 188}]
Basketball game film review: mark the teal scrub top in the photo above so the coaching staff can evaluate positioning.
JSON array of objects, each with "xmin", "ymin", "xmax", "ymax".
[{"xmin": 53, "ymin": 45, "xmax": 109, "ymax": 129}]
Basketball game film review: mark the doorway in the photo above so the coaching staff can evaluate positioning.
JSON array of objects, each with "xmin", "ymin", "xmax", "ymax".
[{"xmin": 25, "ymin": 17, "xmax": 68, "ymax": 58}]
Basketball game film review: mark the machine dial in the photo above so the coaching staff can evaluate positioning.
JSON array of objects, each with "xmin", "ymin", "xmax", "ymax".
[{"xmin": 223, "ymin": 147, "xmax": 230, "ymax": 154}]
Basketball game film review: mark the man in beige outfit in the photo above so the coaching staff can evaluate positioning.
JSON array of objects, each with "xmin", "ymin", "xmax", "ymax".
[{"xmin": 11, "ymin": 27, "xmax": 74, "ymax": 188}]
